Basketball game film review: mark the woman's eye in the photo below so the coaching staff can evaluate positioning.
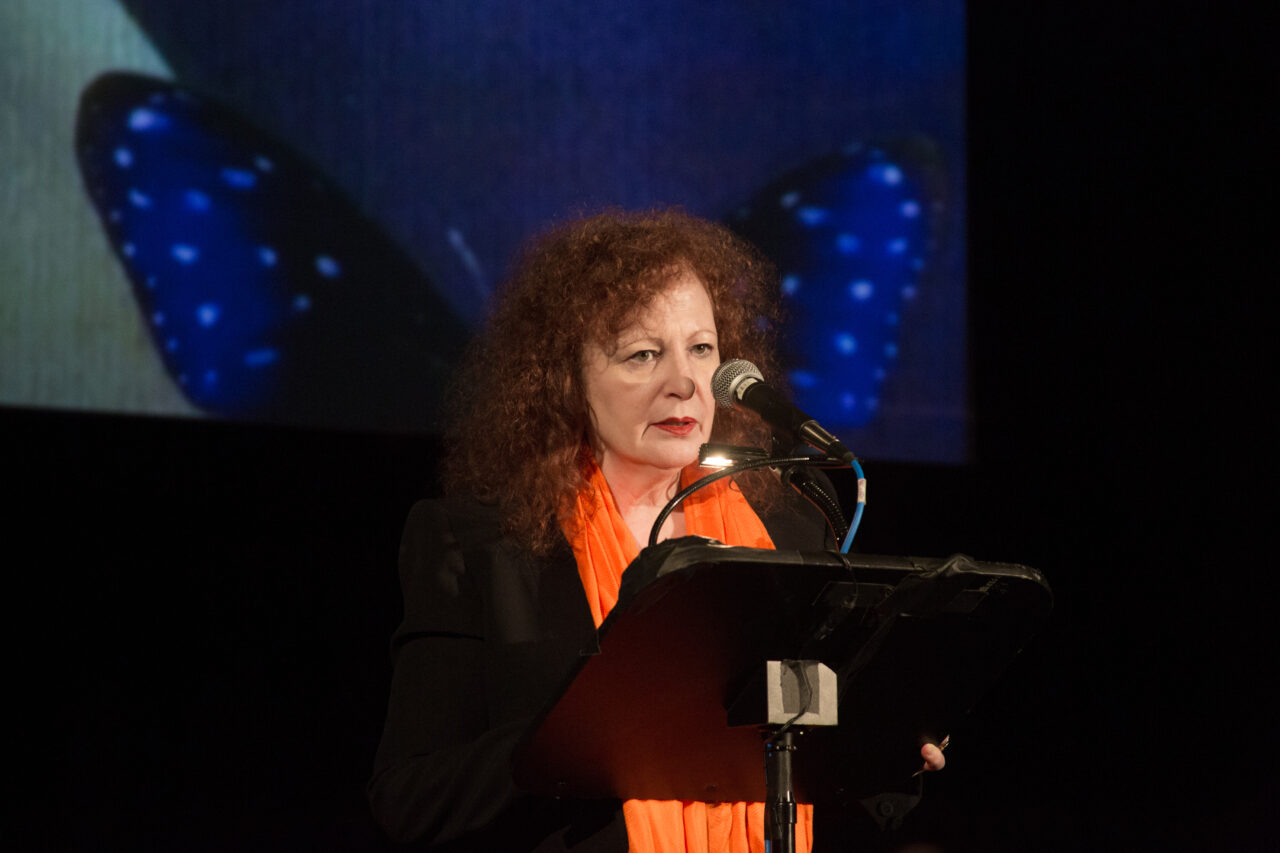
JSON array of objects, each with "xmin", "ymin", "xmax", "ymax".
[
  {"xmin": 628, "ymin": 349, "xmax": 657, "ymax": 363},
  {"xmin": 692, "ymin": 343, "xmax": 715, "ymax": 356}
]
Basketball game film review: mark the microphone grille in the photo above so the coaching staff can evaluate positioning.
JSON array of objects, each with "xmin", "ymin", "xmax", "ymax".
[{"xmin": 711, "ymin": 359, "xmax": 763, "ymax": 409}]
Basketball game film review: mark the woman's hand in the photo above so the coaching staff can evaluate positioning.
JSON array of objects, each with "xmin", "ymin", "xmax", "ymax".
[
  {"xmin": 920, "ymin": 743, "xmax": 946, "ymax": 772},
  {"xmin": 916, "ymin": 735, "xmax": 949, "ymax": 775}
]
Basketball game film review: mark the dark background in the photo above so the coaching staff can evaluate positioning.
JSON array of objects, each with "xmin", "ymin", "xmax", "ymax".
[{"xmin": 4, "ymin": 5, "xmax": 1273, "ymax": 851}]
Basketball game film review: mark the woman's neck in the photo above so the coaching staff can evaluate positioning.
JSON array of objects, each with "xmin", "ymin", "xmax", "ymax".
[{"xmin": 598, "ymin": 457, "xmax": 687, "ymax": 549}]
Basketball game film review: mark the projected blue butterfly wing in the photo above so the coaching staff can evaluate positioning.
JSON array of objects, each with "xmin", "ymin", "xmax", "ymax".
[
  {"xmin": 728, "ymin": 142, "xmax": 944, "ymax": 430},
  {"xmin": 74, "ymin": 72, "xmax": 467, "ymax": 430}
]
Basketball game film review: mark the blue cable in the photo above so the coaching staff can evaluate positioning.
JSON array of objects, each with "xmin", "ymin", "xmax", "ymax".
[{"xmin": 840, "ymin": 459, "xmax": 865, "ymax": 554}]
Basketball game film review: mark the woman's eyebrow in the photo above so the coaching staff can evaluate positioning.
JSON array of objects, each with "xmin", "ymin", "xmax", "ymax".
[{"xmin": 613, "ymin": 330, "xmax": 662, "ymax": 350}]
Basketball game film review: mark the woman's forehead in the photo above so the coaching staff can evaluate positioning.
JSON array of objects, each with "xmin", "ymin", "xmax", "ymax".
[{"xmin": 599, "ymin": 274, "xmax": 714, "ymax": 342}]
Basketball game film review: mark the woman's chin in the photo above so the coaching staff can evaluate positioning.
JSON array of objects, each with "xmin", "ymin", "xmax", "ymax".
[{"xmin": 656, "ymin": 444, "xmax": 704, "ymax": 472}]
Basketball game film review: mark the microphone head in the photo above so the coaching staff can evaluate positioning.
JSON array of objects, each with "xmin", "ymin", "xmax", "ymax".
[{"xmin": 711, "ymin": 359, "xmax": 763, "ymax": 409}]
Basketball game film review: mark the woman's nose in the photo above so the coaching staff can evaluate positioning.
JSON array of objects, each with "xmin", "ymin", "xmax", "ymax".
[{"xmin": 664, "ymin": 353, "xmax": 697, "ymax": 399}]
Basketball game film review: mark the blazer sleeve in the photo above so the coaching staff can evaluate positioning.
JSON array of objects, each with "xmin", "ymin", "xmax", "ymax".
[
  {"xmin": 366, "ymin": 499, "xmax": 526, "ymax": 845},
  {"xmin": 366, "ymin": 500, "xmax": 627, "ymax": 852}
]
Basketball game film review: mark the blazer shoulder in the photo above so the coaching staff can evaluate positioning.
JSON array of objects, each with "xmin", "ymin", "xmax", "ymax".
[
  {"xmin": 395, "ymin": 497, "xmax": 500, "ymax": 638},
  {"xmin": 761, "ymin": 484, "xmax": 838, "ymax": 552}
]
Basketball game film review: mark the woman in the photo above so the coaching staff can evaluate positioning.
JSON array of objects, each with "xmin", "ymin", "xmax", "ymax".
[{"xmin": 367, "ymin": 207, "xmax": 942, "ymax": 851}]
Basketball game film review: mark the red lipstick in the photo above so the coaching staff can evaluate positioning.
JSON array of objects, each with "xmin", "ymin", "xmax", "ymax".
[{"xmin": 653, "ymin": 418, "xmax": 697, "ymax": 436}]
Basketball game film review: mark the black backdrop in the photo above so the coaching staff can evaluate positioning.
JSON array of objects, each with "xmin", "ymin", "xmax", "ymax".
[{"xmin": 4, "ymin": 6, "xmax": 1274, "ymax": 851}]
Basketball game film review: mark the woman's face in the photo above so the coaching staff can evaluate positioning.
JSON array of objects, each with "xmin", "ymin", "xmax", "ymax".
[{"xmin": 581, "ymin": 271, "xmax": 720, "ymax": 483}]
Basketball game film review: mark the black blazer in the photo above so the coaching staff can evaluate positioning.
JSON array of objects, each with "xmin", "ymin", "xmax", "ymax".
[{"xmin": 368, "ymin": 493, "xmax": 833, "ymax": 851}]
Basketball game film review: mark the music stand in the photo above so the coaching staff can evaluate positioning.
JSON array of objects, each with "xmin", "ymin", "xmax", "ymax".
[{"xmin": 512, "ymin": 537, "xmax": 1052, "ymax": 849}]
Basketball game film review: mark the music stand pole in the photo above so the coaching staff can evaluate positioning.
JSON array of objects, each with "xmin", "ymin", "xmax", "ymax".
[{"xmin": 764, "ymin": 729, "xmax": 798, "ymax": 853}]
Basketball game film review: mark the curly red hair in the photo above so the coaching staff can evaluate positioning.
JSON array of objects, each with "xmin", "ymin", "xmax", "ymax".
[{"xmin": 441, "ymin": 206, "xmax": 784, "ymax": 554}]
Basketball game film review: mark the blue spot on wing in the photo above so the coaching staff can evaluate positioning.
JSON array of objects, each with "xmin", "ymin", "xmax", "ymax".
[
  {"xmin": 74, "ymin": 72, "xmax": 468, "ymax": 430},
  {"xmin": 729, "ymin": 141, "xmax": 945, "ymax": 429}
]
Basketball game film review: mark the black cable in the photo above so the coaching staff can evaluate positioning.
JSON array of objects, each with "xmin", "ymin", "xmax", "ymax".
[{"xmin": 779, "ymin": 464, "xmax": 849, "ymax": 544}]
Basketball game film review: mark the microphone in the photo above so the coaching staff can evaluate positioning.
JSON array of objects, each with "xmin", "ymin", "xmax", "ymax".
[{"xmin": 711, "ymin": 359, "xmax": 856, "ymax": 463}]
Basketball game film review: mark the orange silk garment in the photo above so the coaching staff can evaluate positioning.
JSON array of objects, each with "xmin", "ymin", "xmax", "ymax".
[{"xmin": 561, "ymin": 459, "xmax": 814, "ymax": 853}]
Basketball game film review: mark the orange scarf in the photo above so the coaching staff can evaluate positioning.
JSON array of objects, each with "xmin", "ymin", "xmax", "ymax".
[{"xmin": 561, "ymin": 458, "xmax": 814, "ymax": 853}]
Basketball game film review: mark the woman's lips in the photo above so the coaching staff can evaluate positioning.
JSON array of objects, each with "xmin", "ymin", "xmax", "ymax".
[{"xmin": 653, "ymin": 418, "xmax": 697, "ymax": 436}]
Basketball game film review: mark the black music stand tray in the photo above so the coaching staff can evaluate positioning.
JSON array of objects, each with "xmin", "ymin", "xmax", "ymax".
[{"xmin": 512, "ymin": 536, "xmax": 1052, "ymax": 847}]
